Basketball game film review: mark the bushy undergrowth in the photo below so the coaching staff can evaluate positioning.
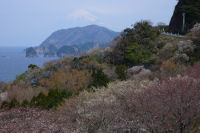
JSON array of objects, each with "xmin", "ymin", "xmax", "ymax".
[
  {"xmin": 0, "ymin": 22, "xmax": 200, "ymax": 133},
  {"xmin": 104, "ymin": 20, "xmax": 159, "ymax": 66},
  {"xmin": 115, "ymin": 65, "xmax": 127, "ymax": 80},
  {"xmin": 21, "ymin": 99, "xmax": 29, "ymax": 107},
  {"xmin": 91, "ymin": 69, "xmax": 110, "ymax": 88},
  {"xmin": 28, "ymin": 64, "xmax": 39, "ymax": 69},
  {"xmin": 15, "ymin": 72, "xmax": 27, "ymax": 82},
  {"xmin": 3, "ymin": 22, "xmax": 198, "ymax": 111},
  {"xmin": 188, "ymin": 29, "xmax": 200, "ymax": 63},
  {"xmin": 1, "ymin": 88, "xmax": 72, "ymax": 109},
  {"xmin": 1, "ymin": 98, "xmax": 20, "ymax": 109},
  {"xmin": 31, "ymin": 88, "xmax": 73, "ymax": 109}
]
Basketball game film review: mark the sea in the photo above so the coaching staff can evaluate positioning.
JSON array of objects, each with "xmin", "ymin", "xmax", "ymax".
[{"xmin": 0, "ymin": 47, "xmax": 58, "ymax": 82}]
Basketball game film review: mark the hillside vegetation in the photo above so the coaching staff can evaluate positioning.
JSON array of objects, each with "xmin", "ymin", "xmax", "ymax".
[{"xmin": 1, "ymin": 21, "xmax": 200, "ymax": 132}]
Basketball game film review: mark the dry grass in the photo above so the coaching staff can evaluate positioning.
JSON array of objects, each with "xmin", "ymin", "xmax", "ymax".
[{"xmin": 7, "ymin": 87, "xmax": 48, "ymax": 103}]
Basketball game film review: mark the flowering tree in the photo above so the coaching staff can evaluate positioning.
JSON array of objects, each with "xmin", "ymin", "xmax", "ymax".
[
  {"xmin": 183, "ymin": 62, "xmax": 200, "ymax": 79},
  {"xmin": 118, "ymin": 76, "xmax": 200, "ymax": 133}
]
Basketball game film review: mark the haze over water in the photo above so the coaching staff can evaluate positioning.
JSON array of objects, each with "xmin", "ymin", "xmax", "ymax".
[{"xmin": 0, "ymin": 47, "xmax": 57, "ymax": 82}]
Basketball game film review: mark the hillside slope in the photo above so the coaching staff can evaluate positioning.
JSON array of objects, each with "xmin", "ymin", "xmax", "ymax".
[
  {"xmin": 3, "ymin": 21, "xmax": 200, "ymax": 132},
  {"xmin": 168, "ymin": 0, "xmax": 200, "ymax": 33}
]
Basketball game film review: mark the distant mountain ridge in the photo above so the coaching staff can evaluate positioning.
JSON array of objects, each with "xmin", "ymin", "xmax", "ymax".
[
  {"xmin": 26, "ymin": 25, "xmax": 119, "ymax": 57},
  {"xmin": 41, "ymin": 25, "xmax": 119, "ymax": 47}
]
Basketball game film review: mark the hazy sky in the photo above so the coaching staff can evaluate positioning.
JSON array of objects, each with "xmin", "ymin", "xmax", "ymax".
[{"xmin": 0, "ymin": 0, "xmax": 178, "ymax": 47}]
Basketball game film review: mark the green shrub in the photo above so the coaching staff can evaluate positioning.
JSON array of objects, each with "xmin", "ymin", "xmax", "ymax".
[
  {"xmin": 85, "ymin": 88, "xmax": 95, "ymax": 93},
  {"xmin": 30, "ymin": 88, "xmax": 72, "ymax": 109},
  {"xmin": 61, "ymin": 89, "xmax": 73, "ymax": 98},
  {"xmin": 106, "ymin": 21, "xmax": 159, "ymax": 66},
  {"xmin": 15, "ymin": 71, "xmax": 27, "ymax": 81},
  {"xmin": 1, "ymin": 88, "xmax": 74, "ymax": 110},
  {"xmin": 9, "ymin": 98, "xmax": 19, "ymax": 109},
  {"xmin": 1, "ymin": 101, "xmax": 9, "ymax": 108},
  {"xmin": 91, "ymin": 55, "xmax": 101, "ymax": 63},
  {"xmin": 46, "ymin": 88, "xmax": 63, "ymax": 108},
  {"xmin": 21, "ymin": 99, "xmax": 29, "ymax": 107},
  {"xmin": 157, "ymin": 42, "xmax": 166, "ymax": 49},
  {"xmin": 190, "ymin": 39, "xmax": 200, "ymax": 63},
  {"xmin": 125, "ymin": 43, "xmax": 153, "ymax": 66},
  {"xmin": 30, "ymin": 96, "xmax": 37, "ymax": 106},
  {"xmin": 28, "ymin": 64, "xmax": 39, "ymax": 69},
  {"xmin": 115, "ymin": 65, "xmax": 128, "ymax": 80},
  {"xmin": 91, "ymin": 69, "xmax": 110, "ymax": 88},
  {"xmin": 30, "ymin": 92, "xmax": 48, "ymax": 108}
]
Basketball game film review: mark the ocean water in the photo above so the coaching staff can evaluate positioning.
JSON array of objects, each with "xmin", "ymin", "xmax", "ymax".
[{"xmin": 0, "ymin": 47, "xmax": 58, "ymax": 82}]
